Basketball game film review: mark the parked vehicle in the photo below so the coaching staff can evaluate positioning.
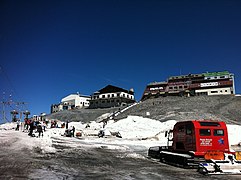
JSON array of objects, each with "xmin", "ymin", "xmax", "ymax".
[{"xmin": 148, "ymin": 120, "xmax": 241, "ymax": 174}]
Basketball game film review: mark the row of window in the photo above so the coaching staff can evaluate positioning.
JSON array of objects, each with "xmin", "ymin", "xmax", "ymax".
[
  {"xmin": 93, "ymin": 93, "xmax": 133, "ymax": 99},
  {"xmin": 169, "ymin": 85, "xmax": 188, "ymax": 90},
  {"xmin": 210, "ymin": 90, "xmax": 228, "ymax": 94},
  {"xmin": 90, "ymin": 99, "xmax": 120, "ymax": 104},
  {"xmin": 184, "ymin": 128, "xmax": 224, "ymax": 136},
  {"xmin": 196, "ymin": 90, "xmax": 229, "ymax": 96},
  {"xmin": 79, "ymin": 102, "xmax": 89, "ymax": 105},
  {"xmin": 199, "ymin": 129, "xmax": 224, "ymax": 136},
  {"xmin": 205, "ymin": 75, "xmax": 229, "ymax": 80},
  {"xmin": 63, "ymin": 102, "xmax": 89, "ymax": 105}
]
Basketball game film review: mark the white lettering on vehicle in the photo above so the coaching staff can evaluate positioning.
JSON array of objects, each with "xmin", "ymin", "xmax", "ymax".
[{"xmin": 200, "ymin": 138, "xmax": 212, "ymax": 146}]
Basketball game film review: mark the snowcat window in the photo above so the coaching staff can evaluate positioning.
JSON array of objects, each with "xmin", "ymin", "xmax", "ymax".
[
  {"xmin": 199, "ymin": 122, "xmax": 220, "ymax": 127},
  {"xmin": 214, "ymin": 129, "xmax": 224, "ymax": 136},
  {"xmin": 200, "ymin": 129, "xmax": 211, "ymax": 136},
  {"xmin": 186, "ymin": 128, "xmax": 192, "ymax": 135},
  {"xmin": 186, "ymin": 124, "xmax": 193, "ymax": 135},
  {"xmin": 178, "ymin": 126, "xmax": 184, "ymax": 132}
]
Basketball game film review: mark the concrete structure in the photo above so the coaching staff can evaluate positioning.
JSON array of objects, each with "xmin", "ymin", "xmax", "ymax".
[
  {"xmin": 142, "ymin": 71, "xmax": 235, "ymax": 100},
  {"xmin": 61, "ymin": 93, "xmax": 90, "ymax": 110},
  {"xmin": 51, "ymin": 93, "xmax": 90, "ymax": 113},
  {"xmin": 89, "ymin": 85, "xmax": 135, "ymax": 109}
]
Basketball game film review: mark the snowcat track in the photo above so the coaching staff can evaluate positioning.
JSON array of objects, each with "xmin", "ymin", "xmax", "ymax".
[{"xmin": 159, "ymin": 151, "xmax": 205, "ymax": 168}]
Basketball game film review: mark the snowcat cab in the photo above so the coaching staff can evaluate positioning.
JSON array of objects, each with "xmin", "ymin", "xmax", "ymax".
[
  {"xmin": 148, "ymin": 120, "xmax": 241, "ymax": 175},
  {"xmin": 172, "ymin": 120, "xmax": 230, "ymax": 156}
]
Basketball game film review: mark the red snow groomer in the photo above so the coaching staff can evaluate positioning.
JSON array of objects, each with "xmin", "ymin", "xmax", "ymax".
[{"xmin": 148, "ymin": 120, "xmax": 241, "ymax": 174}]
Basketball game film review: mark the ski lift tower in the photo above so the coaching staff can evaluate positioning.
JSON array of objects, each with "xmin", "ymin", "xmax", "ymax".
[
  {"xmin": 23, "ymin": 110, "xmax": 30, "ymax": 119},
  {"xmin": 10, "ymin": 110, "xmax": 18, "ymax": 122}
]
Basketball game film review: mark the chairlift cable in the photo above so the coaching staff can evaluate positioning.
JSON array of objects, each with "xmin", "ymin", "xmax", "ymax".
[{"xmin": 0, "ymin": 65, "xmax": 28, "ymax": 122}]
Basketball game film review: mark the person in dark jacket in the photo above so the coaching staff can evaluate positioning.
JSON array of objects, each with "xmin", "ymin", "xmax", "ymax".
[
  {"xmin": 28, "ymin": 120, "xmax": 34, "ymax": 136},
  {"xmin": 72, "ymin": 126, "xmax": 75, "ymax": 137},
  {"xmin": 37, "ymin": 124, "xmax": 43, "ymax": 137}
]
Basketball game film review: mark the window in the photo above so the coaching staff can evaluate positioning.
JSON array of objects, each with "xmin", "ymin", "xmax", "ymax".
[
  {"xmin": 214, "ymin": 129, "xmax": 224, "ymax": 136},
  {"xmin": 178, "ymin": 126, "xmax": 184, "ymax": 132},
  {"xmin": 108, "ymin": 94, "xmax": 110, "ymax": 98},
  {"xmin": 102, "ymin": 95, "xmax": 105, "ymax": 98},
  {"xmin": 186, "ymin": 124, "xmax": 193, "ymax": 135},
  {"xmin": 200, "ymin": 129, "xmax": 211, "ymax": 136},
  {"xmin": 169, "ymin": 87, "xmax": 173, "ymax": 90},
  {"xmin": 186, "ymin": 128, "xmax": 192, "ymax": 135},
  {"xmin": 199, "ymin": 122, "xmax": 220, "ymax": 127},
  {"xmin": 112, "ymin": 94, "xmax": 115, "ymax": 97},
  {"xmin": 211, "ymin": 91, "xmax": 218, "ymax": 93}
]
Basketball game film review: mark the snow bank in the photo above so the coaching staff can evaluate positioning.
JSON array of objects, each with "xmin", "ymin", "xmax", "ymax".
[
  {"xmin": 1, "ymin": 117, "xmax": 241, "ymax": 155},
  {"xmin": 0, "ymin": 122, "xmax": 17, "ymax": 130},
  {"xmin": 227, "ymin": 124, "xmax": 241, "ymax": 146},
  {"xmin": 106, "ymin": 116, "xmax": 176, "ymax": 139}
]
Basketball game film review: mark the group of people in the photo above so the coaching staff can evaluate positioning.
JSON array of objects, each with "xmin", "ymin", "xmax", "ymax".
[
  {"xmin": 15, "ymin": 118, "xmax": 46, "ymax": 138},
  {"xmin": 64, "ymin": 120, "xmax": 75, "ymax": 137},
  {"xmin": 27, "ymin": 119, "xmax": 45, "ymax": 137},
  {"xmin": 15, "ymin": 118, "xmax": 77, "ymax": 138}
]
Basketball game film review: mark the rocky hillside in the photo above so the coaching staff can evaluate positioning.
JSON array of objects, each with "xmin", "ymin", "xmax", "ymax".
[
  {"xmin": 115, "ymin": 95, "xmax": 241, "ymax": 125},
  {"xmin": 45, "ymin": 107, "xmax": 121, "ymax": 123},
  {"xmin": 46, "ymin": 95, "xmax": 241, "ymax": 125}
]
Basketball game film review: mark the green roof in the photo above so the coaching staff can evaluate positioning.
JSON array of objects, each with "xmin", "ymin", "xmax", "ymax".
[{"xmin": 203, "ymin": 71, "xmax": 230, "ymax": 77}]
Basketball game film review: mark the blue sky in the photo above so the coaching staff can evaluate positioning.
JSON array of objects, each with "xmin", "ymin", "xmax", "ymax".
[{"xmin": 0, "ymin": 0, "xmax": 241, "ymax": 119}]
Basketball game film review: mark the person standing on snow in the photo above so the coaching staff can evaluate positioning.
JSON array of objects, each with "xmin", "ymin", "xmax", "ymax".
[
  {"xmin": 72, "ymin": 126, "xmax": 75, "ymax": 137},
  {"xmin": 15, "ymin": 120, "xmax": 20, "ymax": 131},
  {"xmin": 37, "ymin": 124, "xmax": 43, "ymax": 137},
  {"xmin": 28, "ymin": 119, "xmax": 34, "ymax": 136}
]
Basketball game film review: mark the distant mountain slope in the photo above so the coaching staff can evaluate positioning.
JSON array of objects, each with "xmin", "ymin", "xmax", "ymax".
[
  {"xmin": 115, "ymin": 95, "xmax": 241, "ymax": 125},
  {"xmin": 46, "ymin": 95, "xmax": 241, "ymax": 125},
  {"xmin": 46, "ymin": 107, "xmax": 121, "ymax": 123}
]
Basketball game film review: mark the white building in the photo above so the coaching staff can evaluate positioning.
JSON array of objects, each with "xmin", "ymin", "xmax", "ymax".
[
  {"xmin": 61, "ymin": 93, "xmax": 90, "ymax": 110},
  {"xmin": 51, "ymin": 93, "xmax": 90, "ymax": 113}
]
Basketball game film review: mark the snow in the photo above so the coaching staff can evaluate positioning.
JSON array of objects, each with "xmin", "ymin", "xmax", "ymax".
[
  {"xmin": 1, "ymin": 116, "xmax": 241, "ymax": 155},
  {"xmin": 227, "ymin": 124, "xmax": 241, "ymax": 146}
]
